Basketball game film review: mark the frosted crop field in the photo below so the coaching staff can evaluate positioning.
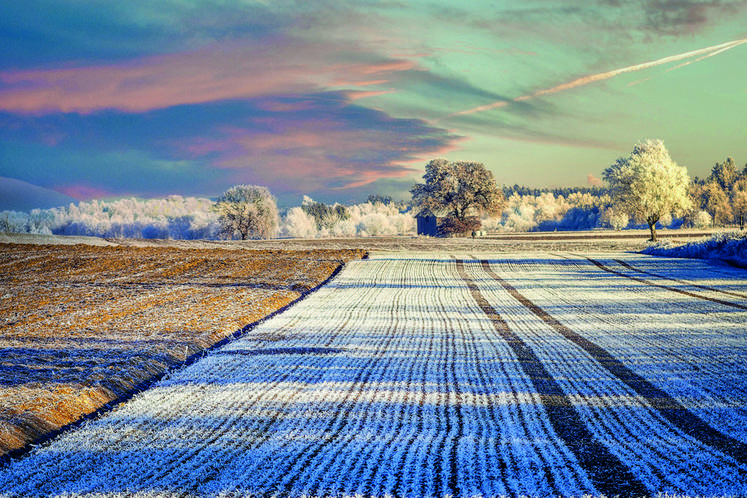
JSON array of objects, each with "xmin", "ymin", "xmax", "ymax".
[
  {"xmin": 0, "ymin": 243, "xmax": 365, "ymax": 458},
  {"xmin": 1, "ymin": 250, "xmax": 746, "ymax": 496}
]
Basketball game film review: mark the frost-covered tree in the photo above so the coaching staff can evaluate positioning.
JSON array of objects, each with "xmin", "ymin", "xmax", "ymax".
[
  {"xmin": 367, "ymin": 194, "xmax": 393, "ymax": 205},
  {"xmin": 732, "ymin": 178, "xmax": 747, "ymax": 230},
  {"xmin": 301, "ymin": 197, "xmax": 349, "ymax": 230},
  {"xmin": 215, "ymin": 185, "xmax": 278, "ymax": 240},
  {"xmin": 602, "ymin": 207, "xmax": 630, "ymax": 231},
  {"xmin": 709, "ymin": 157, "xmax": 739, "ymax": 192},
  {"xmin": 278, "ymin": 199, "xmax": 415, "ymax": 238},
  {"xmin": 410, "ymin": 159, "xmax": 503, "ymax": 235},
  {"xmin": 693, "ymin": 210, "xmax": 713, "ymax": 228},
  {"xmin": 1, "ymin": 197, "xmax": 220, "ymax": 238},
  {"xmin": 703, "ymin": 181, "xmax": 733, "ymax": 226},
  {"xmin": 603, "ymin": 139, "xmax": 691, "ymax": 241},
  {"xmin": 282, "ymin": 207, "xmax": 317, "ymax": 238}
]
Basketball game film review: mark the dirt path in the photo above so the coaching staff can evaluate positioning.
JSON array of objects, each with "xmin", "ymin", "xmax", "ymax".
[{"xmin": 1, "ymin": 252, "xmax": 746, "ymax": 496}]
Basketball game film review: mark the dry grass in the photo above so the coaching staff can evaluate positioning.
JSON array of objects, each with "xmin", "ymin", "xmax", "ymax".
[{"xmin": 0, "ymin": 243, "xmax": 366, "ymax": 458}]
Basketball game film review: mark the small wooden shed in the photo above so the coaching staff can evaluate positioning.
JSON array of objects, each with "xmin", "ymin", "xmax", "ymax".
[{"xmin": 416, "ymin": 215, "xmax": 439, "ymax": 236}]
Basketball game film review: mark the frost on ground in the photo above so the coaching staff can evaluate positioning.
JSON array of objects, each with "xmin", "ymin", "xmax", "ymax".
[
  {"xmin": 642, "ymin": 231, "xmax": 747, "ymax": 268},
  {"xmin": 0, "ymin": 252, "xmax": 745, "ymax": 496},
  {"xmin": 0, "ymin": 243, "xmax": 365, "ymax": 458}
]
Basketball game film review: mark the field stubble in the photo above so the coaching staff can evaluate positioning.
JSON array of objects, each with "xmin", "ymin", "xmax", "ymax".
[{"xmin": 0, "ymin": 242, "xmax": 365, "ymax": 458}]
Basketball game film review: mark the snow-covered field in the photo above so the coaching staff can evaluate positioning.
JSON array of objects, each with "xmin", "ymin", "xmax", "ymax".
[{"xmin": 1, "ymin": 251, "xmax": 745, "ymax": 496}]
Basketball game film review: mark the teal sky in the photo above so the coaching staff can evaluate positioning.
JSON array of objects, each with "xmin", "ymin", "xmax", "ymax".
[{"xmin": 1, "ymin": 1, "xmax": 745, "ymax": 209}]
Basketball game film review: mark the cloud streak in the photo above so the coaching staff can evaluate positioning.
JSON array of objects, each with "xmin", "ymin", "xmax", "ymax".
[
  {"xmin": 0, "ymin": 40, "xmax": 417, "ymax": 115},
  {"xmin": 1, "ymin": 93, "xmax": 461, "ymax": 202},
  {"xmin": 177, "ymin": 95, "xmax": 461, "ymax": 193},
  {"xmin": 446, "ymin": 38, "xmax": 746, "ymax": 119}
]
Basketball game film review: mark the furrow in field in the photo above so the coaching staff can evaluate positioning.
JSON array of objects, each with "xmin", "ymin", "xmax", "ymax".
[
  {"xmin": 450, "ymin": 255, "xmax": 589, "ymax": 495},
  {"xmin": 613, "ymin": 258, "xmax": 747, "ymax": 300},
  {"xmin": 179, "ymin": 258, "xmax": 406, "ymax": 496},
  {"xmin": 533, "ymin": 253, "xmax": 747, "ymax": 436},
  {"xmin": 356, "ymin": 262, "xmax": 432, "ymax": 497},
  {"xmin": 482, "ymin": 257, "xmax": 747, "ymax": 462},
  {"xmin": 523, "ymin": 252, "xmax": 747, "ymax": 383},
  {"xmin": 199, "ymin": 279, "xmax": 378, "ymax": 496},
  {"xmin": 469, "ymin": 255, "xmax": 747, "ymax": 494},
  {"xmin": 455, "ymin": 258, "xmax": 647, "ymax": 496},
  {"xmin": 583, "ymin": 255, "xmax": 747, "ymax": 311},
  {"xmin": 274, "ymin": 310, "xmax": 401, "ymax": 495}
]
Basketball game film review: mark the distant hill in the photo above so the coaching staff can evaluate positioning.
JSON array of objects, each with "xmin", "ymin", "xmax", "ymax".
[{"xmin": 0, "ymin": 177, "xmax": 76, "ymax": 212}]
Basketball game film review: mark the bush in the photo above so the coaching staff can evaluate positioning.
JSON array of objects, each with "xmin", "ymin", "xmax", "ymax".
[
  {"xmin": 693, "ymin": 210, "xmax": 713, "ymax": 228},
  {"xmin": 642, "ymin": 231, "xmax": 747, "ymax": 268},
  {"xmin": 438, "ymin": 216, "xmax": 481, "ymax": 237},
  {"xmin": 279, "ymin": 200, "xmax": 415, "ymax": 238}
]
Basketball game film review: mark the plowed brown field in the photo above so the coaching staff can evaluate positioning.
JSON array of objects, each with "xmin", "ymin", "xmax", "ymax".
[{"xmin": 0, "ymin": 243, "xmax": 366, "ymax": 458}]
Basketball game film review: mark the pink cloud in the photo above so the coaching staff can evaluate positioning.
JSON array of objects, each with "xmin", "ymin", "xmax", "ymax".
[
  {"xmin": 329, "ymin": 79, "xmax": 391, "ymax": 87},
  {"xmin": 397, "ymin": 132, "xmax": 469, "ymax": 158},
  {"xmin": 587, "ymin": 174, "xmax": 604, "ymax": 187},
  {"xmin": 255, "ymin": 99, "xmax": 321, "ymax": 113},
  {"xmin": 173, "ymin": 116, "xmax": 451, "ymax": 192},
  {"xmin": 57, "ymin": 184, "xmax": 114, "ymax": 200},
  {"xmin": 351, "ymin": 60, "xmax": 415, "ymax": 76},
  {"xmin": 336, "ymin": 168, "xmax": 417, "ymax": 190},
  {"xmin": 0, "ymin": 41, "xmax": 417, "ymax": 115},
  {"xmin": 346, "ymin": 89, "xmax": 398, "ymax": 100}
]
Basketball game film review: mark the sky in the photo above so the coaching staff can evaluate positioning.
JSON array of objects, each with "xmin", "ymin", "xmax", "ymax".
[{"xmin": 1, "ymin": 1, "xmax": 746, "ymax": 210}]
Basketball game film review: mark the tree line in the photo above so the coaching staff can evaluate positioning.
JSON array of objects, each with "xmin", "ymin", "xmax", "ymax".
[
  {"xmin": 2, "ymin": 139, "xmax": 743, "ymax": 241},
  {"xmin": 690, "ymin": 157, "xmax": 747, "ymax": 229},
  {"xmin": 409, "ymin": 140, "xmax": 745, "ymax": 240}
]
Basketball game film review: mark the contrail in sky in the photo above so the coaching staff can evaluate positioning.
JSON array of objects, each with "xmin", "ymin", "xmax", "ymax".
[{"xmin": 446, "ymin": 38, "xmax": 746, "ymax": 119}]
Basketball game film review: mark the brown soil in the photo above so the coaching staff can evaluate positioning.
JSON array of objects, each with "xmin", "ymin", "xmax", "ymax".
[{"xmin": 0, "ymin": 243, "xmax": 366, "ymax": 459}]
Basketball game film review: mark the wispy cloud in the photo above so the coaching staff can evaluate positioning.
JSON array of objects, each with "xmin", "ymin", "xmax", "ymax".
[
  {"xmin": 57, "ymin": 184, "xmax": 114, "ymax": 201},
  {"xmin": 445, "ymin": 38, "xmax": 746, "ymax": 119},
  {"xmin": 1, "ymin": 88, "xmax": 461, "ymax": 201},
  {"xmin": 345, "ymin": 89, "xmax": 398, "ymax": 100},
  {"xmin": 635, "ymin": 0, "xmax": 746, "ymax": 35},
  {"xmin": 0, "ymin": 39, "xmax": 416, "ymax": 115},
  {"xmin": 180, "ymin": 97, "xmax": 460, "ymax": 192}
]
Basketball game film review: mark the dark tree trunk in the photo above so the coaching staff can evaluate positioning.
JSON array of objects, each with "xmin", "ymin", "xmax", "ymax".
[
  {"xmin": 648, "ymin": 222, "xmax": 657, "ymax": 242},
  {"xmin": 646, "ymin": 215, "xmax": 659, "ymax": 242}
]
